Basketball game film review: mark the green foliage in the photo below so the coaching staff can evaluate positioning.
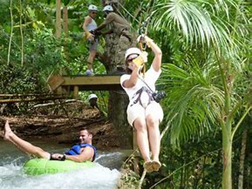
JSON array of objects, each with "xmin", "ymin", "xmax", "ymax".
[
  {"xmin": 0, "ymin": 0, "xmax": 251, "ymax": 187},
  {"xmin": 117, "ymin": 169, "xmax": 140, "ymax": 189},
  {"xmin": 146, "ymin": 134, "xmax": 223, "ymax": 189},
  {"xmin": 151, "ymin": 0, "xmax": 241, "ymax": 54},
  {"xmin": 0, "ymin": 64, "xmax": 37, "ymax": 93},
  {"xmin": 0, "ymin": 28, "xmax": 66, "ymax": 94},
  {"xmin": 159, "ymin": 54, "xmax": 225, "ymax": 146}
]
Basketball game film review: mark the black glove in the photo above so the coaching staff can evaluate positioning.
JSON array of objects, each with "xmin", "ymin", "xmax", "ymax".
[
  {"xmin": 50, "ymin": 154, "xmax": 66, "ymax": 161},
  {"xmin": 93, "ymin": 30, "xmax": 101, "ymax": 36}
]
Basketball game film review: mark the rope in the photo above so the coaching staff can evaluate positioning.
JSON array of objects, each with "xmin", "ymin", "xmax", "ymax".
[
  {"xmin": 117, "ymin": 0, "xmax": 156, "ymax": 35},
  {"xmin": 117, "ymin": 1, "xmax": 141, "ymax": 25},
  {"xmin": 112, "ymin": 4, "xmax": 138, "ymax": 33},
  {"xmin": 138, "ymin": 0, "xmax": 156, "ymax": 51},
  {"xmin": 113, "ymin": 2, "xmax": 156, "ymax": 75},
  {"xmin": 116, "ymin": 1, "xmax": 152, "ymax": 38}
]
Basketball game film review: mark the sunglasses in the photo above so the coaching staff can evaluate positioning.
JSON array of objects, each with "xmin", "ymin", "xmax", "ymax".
[
  {"xmin": 91, "ymin": 12, "xmax": 97, "ymax": 14},
  {"xmin": 127, "ymin": 56, "xmax": 138, "ymax": 63},
  {"xmin": 127, "ymin": 58, "xmax": 136, "ymax": 63}
]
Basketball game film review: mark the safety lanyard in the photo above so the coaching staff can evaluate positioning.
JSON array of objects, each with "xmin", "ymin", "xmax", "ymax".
[{"xmin": 138, "ymin": 76, "xmax": 155, "ymax": 94}]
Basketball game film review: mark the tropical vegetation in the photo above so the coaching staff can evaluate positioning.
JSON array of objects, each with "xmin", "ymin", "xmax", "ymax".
[{"xmin": 0, "ymin": 0, "xmax": 251, "ymax": 188}]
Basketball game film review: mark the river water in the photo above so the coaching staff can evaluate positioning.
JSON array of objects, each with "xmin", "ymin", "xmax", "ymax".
[{"xmin": 0, "ymin": 139, "xmax": 128, "ymax": 189}]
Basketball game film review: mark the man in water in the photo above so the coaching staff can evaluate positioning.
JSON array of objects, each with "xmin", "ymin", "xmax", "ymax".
[{"xmin": 3, "ymin": 120, "xmax": 96, "ymax": 162}]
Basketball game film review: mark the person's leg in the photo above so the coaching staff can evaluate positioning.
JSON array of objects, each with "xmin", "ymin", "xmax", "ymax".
[
  {"xmin": 4, "ymin": 120, "xmax": 50, "ymax": 159},
  {"xmin": 86, "ymin": 50, "xmax": 96, "ymax": 76},
  {"xmin": 146, "ymin": 114, "xmax": 161, "ymax": 162},
  {"xmin": 87, "ymin": 50, "xmax": 97, "ymax": 72},
  {"xmin": 146, "ymin": 102, "xmax": 163, "ymax": 163},
  {"xmin": 86, "ymin": 39, "xmax": 98, "ymax": 75},
  {"xmin": 146, "ymin": 114, "xmax": 162, "ymax": 172},
  {"xmin": 133, "ymin": 118, "xmax": 151, "ymax": 163},
  {"xmin": 145, "ymin": 103, "xmax": 163, "ymax": 171},
  {"xmin": 127, "ymin": 105, "xmax": 153, "ymax": 172}
]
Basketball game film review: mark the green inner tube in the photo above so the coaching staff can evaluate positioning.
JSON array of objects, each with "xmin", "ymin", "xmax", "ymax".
[{"xmin": 23, "ymin": 158, "xmax": 96, "ymax": 175}]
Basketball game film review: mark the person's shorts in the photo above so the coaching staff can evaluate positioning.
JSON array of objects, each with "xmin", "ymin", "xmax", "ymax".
[
  {"xmin": 127, "ymin": 101, "xmax": 164, "ymax": 127},
  {"xmin": 88, "ymin": 39, "xmax": 98, "ymax": 51}
]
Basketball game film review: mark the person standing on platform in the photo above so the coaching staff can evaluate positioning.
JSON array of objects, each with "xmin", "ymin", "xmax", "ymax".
[
  {"xmin": 94, "ymin": 5, "xmax": 133, "ymax": 71},
  {"xmin": 83, "ymin": 4, "xmax": 99, "ymax": 76}
]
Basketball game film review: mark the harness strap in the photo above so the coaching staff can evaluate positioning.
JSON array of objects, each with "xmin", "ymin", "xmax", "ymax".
[{"xmin": 131, "ymin": 86, "xmax": 154, "ymax": 107}]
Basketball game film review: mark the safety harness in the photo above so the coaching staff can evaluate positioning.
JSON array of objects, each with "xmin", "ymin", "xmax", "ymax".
[
  {"xmin": 130, "ymin": 86, "xmax": 154, "ymax": 108},
  {"xmin": 130, "ymin": 75, "xmax": 158, "ymax": 108}
]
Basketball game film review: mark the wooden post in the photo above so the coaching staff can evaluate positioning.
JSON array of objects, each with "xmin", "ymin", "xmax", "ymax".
[
  {"xmin": 73, "ymin": 86, "xmax": 79, "ymax": 99},
  {"xmin": 55, "ymin": 0, "xmax": 62, "ymax": 93}
]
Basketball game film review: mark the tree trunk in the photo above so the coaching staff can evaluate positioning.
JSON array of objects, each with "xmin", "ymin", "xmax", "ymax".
[
  {"xmin": 103, "ymin": 0, "xmax": 134, "ymax": 149},
  {"xmin": 108, "ymin": 91, "xmax": 132, "ymax": 148},
  {"xmin": 55, "ymin": 0, "xmax": 63, "ymax": 93},
  {"xmin": 63, "ymin": 6, "xmax": 68, "ymax": 36},
  {"xmin": 19, "ymin": 0, "xmax": 24, "ymax": 66},
  {"xmin": 55, "ymin": 0, "xmax": 61, "ymax": 38},
  {"xmin": 238, "ymin": 129, "xmax": 247, "ymax": 189},
  {"xmin": 7, "ymin": 0, "xmax": 14, "ymax": 66},
  {"xmin": 62, "ymin": 5, "xmax": 70, "ymax": 66},
  {"xmin": 105, "ymin": 31, "xmax": 133, "ymax": 148},
  {"xmin": 246, "ymin": 165, "xmax": 251, "ymax": 189},
  {"xmin": 222, "ymin": 121, "xmax": 232, "ymax": 189}
]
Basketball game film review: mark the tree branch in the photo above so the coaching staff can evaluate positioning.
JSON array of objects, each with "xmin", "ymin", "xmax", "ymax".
[
  {"xmin": 7, "ymin": 0, "xmax": 14, "ymax": 66},
  {"xmin": 231, "ymin": 106, "xmax": 252, "ymax": 140},
  {"xmin": 19, "ymin": 0, "xmax": 24, "ymax": 66}
]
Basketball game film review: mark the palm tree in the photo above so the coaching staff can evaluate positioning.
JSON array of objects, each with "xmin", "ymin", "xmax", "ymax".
[{"xmin": 150, "ymin": 0, "xmax": 251, "ymax": 188}]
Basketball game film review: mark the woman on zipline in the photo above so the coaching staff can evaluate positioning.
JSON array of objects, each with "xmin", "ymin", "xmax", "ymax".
[{"xmin": 120, "ymin": 35, "xmax": 163, "ymax": 173}]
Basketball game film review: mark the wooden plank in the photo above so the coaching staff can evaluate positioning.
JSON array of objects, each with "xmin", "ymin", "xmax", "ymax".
[
  {"xmin": 62, "ymin": 75, "xmax": 120, "ymax": 86},
  {"xmin": 63, "ymin": 85, "xmax": 121, "ymax": 91},
  {"xmin": 47, "ymin": 74, "xmax": 65, "ymax": 91},
  {"xmin": 0, "ymin": 96, "xmax": 67, "ymax": 104}
]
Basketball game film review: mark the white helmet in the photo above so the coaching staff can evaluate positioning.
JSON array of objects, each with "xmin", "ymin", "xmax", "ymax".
[
  {"xmin": 103, "ymin": 5, "xmax": 113, "ymax": 12},
  {"xmin": 125, "ymin": 47, "xmax": 141, "ymax": 60},
  {"xmin": 88, "ymin": 94, "xmax": 97, "ymax": 101},
  {"xmin": 88, "ymin": 5, "xmax": 98, "ymax": 11}
]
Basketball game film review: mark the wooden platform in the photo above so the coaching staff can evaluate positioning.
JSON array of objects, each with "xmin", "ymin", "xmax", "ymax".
[{"xmin": 47, "ymin": 74, "xmax": 122, "ymax": 91}]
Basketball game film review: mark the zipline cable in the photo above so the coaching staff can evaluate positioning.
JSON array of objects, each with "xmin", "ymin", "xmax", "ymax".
[
  {"xmin": 117, "ymin": 0, "xmax": 156, "ymax": 34},
  {"xmin": 117, "ymin": 1, "xmax": 141, "ymax": 25},
  {"xmin": 112, "ymin": 4, "xmax": 138, "ymax": 34}
]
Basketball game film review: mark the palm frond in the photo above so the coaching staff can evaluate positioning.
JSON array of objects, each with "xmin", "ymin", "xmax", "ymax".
[
  {"xmin": 151, "ymin": 0, "xmax": 248, "ymax": 72},
  {"xmin": 160, "ymin": 58, "xmax": 227, "ymax": 146}
]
